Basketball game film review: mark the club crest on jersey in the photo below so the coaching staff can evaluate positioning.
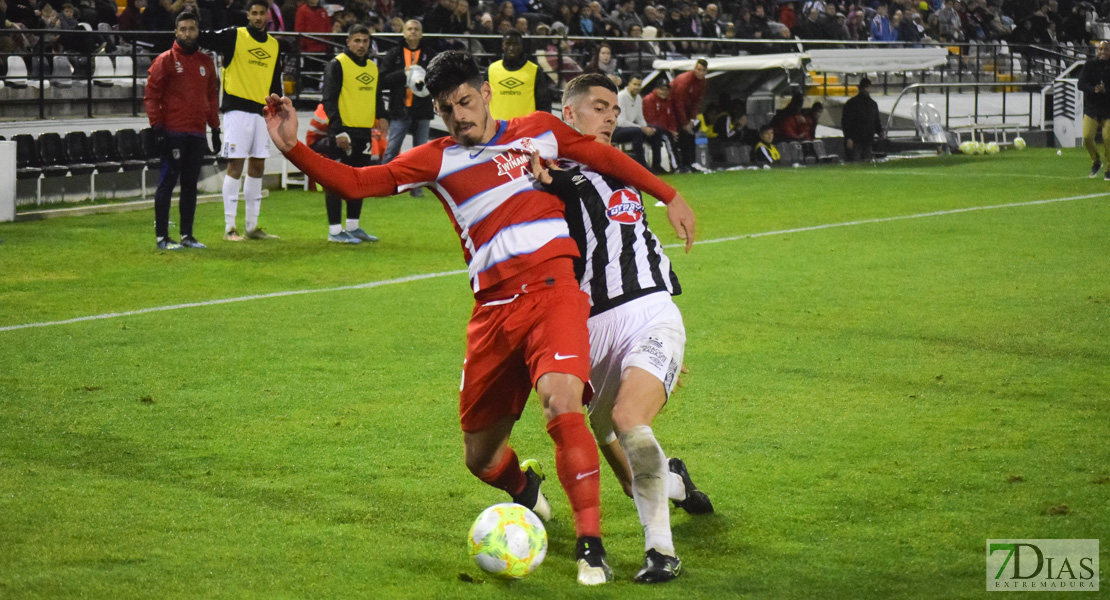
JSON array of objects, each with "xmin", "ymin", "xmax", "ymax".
[{"xmin": 606, "ymin": 188, "xmax": 644, "ymax": 223}]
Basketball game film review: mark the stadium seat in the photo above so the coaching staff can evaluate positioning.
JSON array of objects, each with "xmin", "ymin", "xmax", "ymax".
[
  {"xmin": 138, "ymin": 128, "xmax": 163, "ymax": 167},
  {"xmin": 792, "ymin": 141, "xmax": 816, "ymax": 165},
  {"xmin": 114, "ymin": 129, "xmax": 149, "ymax": 173},
  {"xmin": 63, "ymin": 132, "xmax": 98, "ymax": 176},
  {"xmin": 36, "ymin": 133, "xmax": 72, "ymax": 178},
  {"xmin": 93, "ymin": 55, "xmax": 114, "ymax": 87},
  {"xmin": 11, "ymin": 134, "xmax": 43, "ymax": 180},
  {"xmin": 90, "ymin": 130, "xmax": 123, "ymax": 172},
  {"xmin": 5, "ymin": 55, "xmax": 29, "ymax": 89},
  {"xmin": 52, "ymin": 55, "xmax": 75, "ymax": 88},
  {"xmin": 27, "ymin": 55, "xmax": 51, "ymax": 89},
  {"xmin": 111, "ymin": 55, "xmax": 144, "ymax": 87},
  {"xmin": 812, "ymin": 140, "xmax": 839, "ymax": 163}
]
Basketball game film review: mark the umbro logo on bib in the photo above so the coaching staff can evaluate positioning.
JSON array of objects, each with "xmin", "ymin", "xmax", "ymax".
[
  {"xmin": 498, "ymin": 76, "xmax": 524, "ymax": 89},
  {"xmin": 356, "ymin": 73, "xmax": 375, "ymax": 85},
  {"xmin": 248, "ymin": 48, "xmax": 271, "ymax": 60}
]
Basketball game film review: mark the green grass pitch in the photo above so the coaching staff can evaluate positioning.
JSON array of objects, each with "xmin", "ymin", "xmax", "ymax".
[{"xmin": 0, "ymin": 148, "xmax": 1107, "ymax": 599}]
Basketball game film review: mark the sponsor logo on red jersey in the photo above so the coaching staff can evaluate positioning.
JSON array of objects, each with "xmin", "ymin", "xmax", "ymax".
[
  {"xmin": 606, "ymin": 189, "xmax": 643, "ymax": 223},
  {"xmin": 493, "ymin": 149, "xmax": 531, "ymax": 180}
]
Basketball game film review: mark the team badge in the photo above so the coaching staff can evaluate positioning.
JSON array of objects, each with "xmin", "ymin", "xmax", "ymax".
[
  {"xmin": 199, "ymin": 66, "xmax": 206, "ymax": 76},
  {"xmin": 605, "ymin": 188, "xmax": 644, "ymax": 223}
]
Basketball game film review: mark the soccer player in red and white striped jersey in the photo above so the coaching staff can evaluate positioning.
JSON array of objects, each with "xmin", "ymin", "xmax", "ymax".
[{"xmin": 264, "ymin": 51, "xmax": 695, "ymax": 585}]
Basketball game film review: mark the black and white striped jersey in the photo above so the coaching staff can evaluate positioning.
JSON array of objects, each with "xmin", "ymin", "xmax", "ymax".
[{"xmin": 545, "ymin": 161, "xmax": 681, "ymax": 316}]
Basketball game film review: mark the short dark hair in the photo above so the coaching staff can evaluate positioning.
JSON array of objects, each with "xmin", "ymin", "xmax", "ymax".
[
  {"xmin": 562, "ymin": 72, "xmax": 618, "ymax": 108},
  {"xmin": 348, "ymin": 23, "xmax": 370, "ymax": 38},
  {"xmin": 695, "ymin": 58, "xmax": 709, "ymax": 68},
  {"xmin": 426, "ymin": 50, "xmax": 484, "ymax": 101},
  {"xmin": 759, "ymin": 124, "xmax": 774, "ymax": 134},
  {"xmin": 247, "ymin": 0, "xmax": 269, "ymax": 10},
  {"xmin": 502, "ymin": 29, "xmax": 523, "ymax": 42},
  {"xmin": 175, "ymin": 10, "xmax": 198, "ymax": 25},
  {"xmin": 859, "ymin": 77, "xmax": 872, "ymax": 88}
]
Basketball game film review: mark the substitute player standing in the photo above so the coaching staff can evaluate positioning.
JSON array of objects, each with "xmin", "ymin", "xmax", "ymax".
[
  {"xmin": 1079, "ymin": 41, "xmax": 1110, "ymax": 179},
  {"xmin": 530, "ymin": 73, "xmax": 711, "ymax": 584},
  {"xmin": 315, "ymin": 24, "xmax": 386, "ymax": 244},
  {"xmin": 200, "ymin": 0, "xmax": 283, "ymax": 241},
  {"xmin": 265, "ymin": 51, "xmax": 695, "ymax": 585},
  {"xmin": 144, "ymin": 11, "xmax": 220, "ymax": 250}
]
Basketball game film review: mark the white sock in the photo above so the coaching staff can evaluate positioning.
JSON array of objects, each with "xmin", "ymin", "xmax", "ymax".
[
  {"xmin": 666, "ymin": 471, "xmax": 686, "ymax": 501},
  {"xmin": 619, "ymin": 425, "xmax": 674, "ymax": 555},
  {"xmin": 243, "ymin": 176, "xmax": 263, "ymax": 232},
  {"xmin": 222, "ymin": 175, "xmax": 241, "ymax": 232},
  {"xmin": 329, "ymin": 224, "xmax": 342, "ymax": 236},
  {"xmin": 345, "ymin": 218, "xmax": 359, "ymax": 231}
]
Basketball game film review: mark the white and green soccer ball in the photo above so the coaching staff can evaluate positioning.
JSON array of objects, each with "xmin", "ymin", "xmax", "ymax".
[
  {"xmin": 985, "ymin": 141, "xmax": 1000, "ymax": 154},
  {"xmin": 959, "ymin": 140, "xmax": 974, "ymax": 154},
  {"xmin": 1013, "ymin": 136, "xmax": 1027, "ymax": 150},
  {"xmin": 468, "ymin": 503, "xmax": 547, "ymax": 578}
]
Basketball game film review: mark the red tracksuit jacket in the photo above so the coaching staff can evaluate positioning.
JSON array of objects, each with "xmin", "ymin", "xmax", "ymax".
[{"xmin": 144, "ymin": 41, "xmax": 220, "ymax": 135}]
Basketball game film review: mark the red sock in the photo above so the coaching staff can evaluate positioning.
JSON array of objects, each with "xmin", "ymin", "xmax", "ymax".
[
  {"xmin": 476, "ymin": 445, "xmax": 527, "ymax": 497},
  {"xmin": 547, "ymin": 412, "xmax": 601, "ymax": 538}
]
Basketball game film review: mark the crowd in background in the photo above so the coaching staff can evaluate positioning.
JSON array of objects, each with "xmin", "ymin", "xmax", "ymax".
[{"xmin": 0, "ymin": 0, "xmax": 1102, "ymax": 57}]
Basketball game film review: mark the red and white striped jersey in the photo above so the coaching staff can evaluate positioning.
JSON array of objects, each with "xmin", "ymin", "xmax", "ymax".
[{"xmin": 285, "ymin": 111, "xmax": 676, "ymax": 297}]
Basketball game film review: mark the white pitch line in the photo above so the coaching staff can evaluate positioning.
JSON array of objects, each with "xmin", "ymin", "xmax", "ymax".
[
  {"xmin": 661, "ymin": 192, "xmax": 1110, "ymax": 249},
  {"xmin": 867, "ymin": 169, "xmax": 1081, "ymax": 181},
  {"xmin": 3, "ymin": 192, "xmax": 1107, "ymax": 334},
  {"xmin": 0, "ymin": 269, "xmax": 467, "ymax": 333}
]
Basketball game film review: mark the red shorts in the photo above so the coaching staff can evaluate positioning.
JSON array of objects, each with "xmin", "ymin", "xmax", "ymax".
[{"xmin": 459, "ymin": 280, "xmax": 592, "ymax": 433}]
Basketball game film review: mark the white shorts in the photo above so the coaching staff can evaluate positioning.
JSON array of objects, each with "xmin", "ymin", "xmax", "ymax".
[
  {"xmin": 586, "ymin": 292, "xmax": 686, "ymax": 445},
  {"xmin": 222, "ymin": 110, "xmax": 271, "ymax": 159}
]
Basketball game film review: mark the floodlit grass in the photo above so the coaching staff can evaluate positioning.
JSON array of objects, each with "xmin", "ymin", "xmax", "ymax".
[{"xmin": 0, "ymin": 148, "xmax": 1107, "ymax": 599}]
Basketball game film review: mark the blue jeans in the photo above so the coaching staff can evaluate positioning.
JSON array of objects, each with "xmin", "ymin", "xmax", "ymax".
[{"xmin": 383, "ymin": 117, "xmax": 431, "ymax": 164}]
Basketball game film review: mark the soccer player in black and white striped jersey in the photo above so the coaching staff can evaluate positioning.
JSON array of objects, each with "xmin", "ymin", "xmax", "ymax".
[{"xmin": 529, "ymin": 73, "xmax": 711, "ymax": 584}]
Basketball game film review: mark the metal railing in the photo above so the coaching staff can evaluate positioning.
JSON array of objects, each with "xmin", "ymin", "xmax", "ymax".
[{"xmin": 0, "ymin": 28, "xmax": 1084, "ymax": 120}]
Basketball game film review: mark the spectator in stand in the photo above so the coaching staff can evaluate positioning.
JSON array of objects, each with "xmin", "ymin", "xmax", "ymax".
[
  {"xmin": 178, "ymin": 0, "xmax": 213, "ymax": 31},
  {"xmin": 381, "ymin": 18, "xmax": 435, "ymax": 195},
  {"xmin": 610, "ymin": 0, "xmax": 641, "ymax": 33},
  {"xmin": 491, "ymin": 1, "xmax": 514, "ymax": 34},
  {"xmin": 642, "ymin": 79, "xmax": 679, "ymax": 172},
  {"xmin": 450, "ymin": 0, "xmax": 473, "ymax": 35},
  {"xmin": 295, "ymin": 0, "xmax": 329, "ymax": 54},
  {"xmin": 870, "ymin": 4, "xmax": 897, "ymax": 40},
  {"xmin": 424, "ymin": 0, "xmax": 455, "ymax": 34},
  {"xmin": 845, "ymin": 8, "xmax": 869, "ymax": 41},
  {"xmin": 295, "ymin": 0, "xmax": 331, "ymax": 89},
  {"xmin": 932, "ymin": 0, "xmax": 963, "ymax": 40},
  {"xmin": 795, "ymin": 6, "xmax": 821, "ymax": 38},
  {"xmin": 615, "ymin": 75, "xmax": 665, "ymax": 172},
  {"xmin": 818, "ymin": 3, "xmax": 846, "ymax": 38},
  {"xmin": 572, "ymin": 0, "xmax": 603, "ymax": 37},
  {"xmin": 143, "ymin": 0, "xmax": 181, "ymax": 52},
  {"xmin": 778, "ymin": 1, "xmax": 797, "ymax": 32},
  {"xmin": 642, "ymin": 4, "xmax": 664, "ymax": 30},
  {"xmin": 118, "ymin": 0, "xmax": 145, "ymax": 30},
  {"xmin": 671, "ymin": 58, "xmax": 709, "ymax": 172},
  {"xmin": 584, "ymin": 42, "xmax": 622, "ymax": 86},
  {"xmin": 841, "ymin": 77, "xmax": 883, "ymax": 161},
  {"xmin": 1062, "ymin": 2, "xmax": 1091, "ymax": 44},
  {"xmin": 702, "ymin": 3, "xmax": 725, "ymax": 38},
  {"xmin": 751, "ymin": 124, "xmax": 780, "ymax": 165}
]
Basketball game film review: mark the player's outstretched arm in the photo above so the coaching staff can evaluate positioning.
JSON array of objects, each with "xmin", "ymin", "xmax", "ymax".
[
  {"xmin": 265, "ymin": 94, "xmax": 403, "ymax": 200},
  {"xmin": 667, "ymin": 192, "xmax": 696, "ymax": 254}
]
